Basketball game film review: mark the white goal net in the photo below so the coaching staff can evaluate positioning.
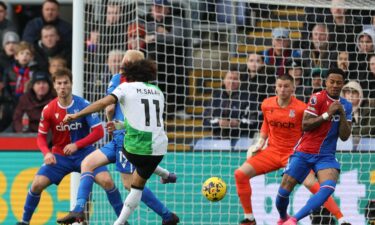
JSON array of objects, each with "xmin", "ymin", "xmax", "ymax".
[{"xmin": 81, "ymin": 0, "xmax": 375, "ymax": 224}]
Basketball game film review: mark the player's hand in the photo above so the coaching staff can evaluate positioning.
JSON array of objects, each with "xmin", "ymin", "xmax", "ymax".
[
  {"xmin": 63, "ymin": 143, "xmax": 78, "ymax": 155},
  {"xmin": 327, "ymin": 101, "xmax": 342, "ymax": 116},
  {"xmin": 44, "ymin": 152, "xmax": 56, "ymax": 165},
  {"xmin": 63, "ymin": 114, "xmax": 78, "ymax": 123},
  {"xmin": 246, "ymin": 138, "xmax": 265, "ymax": 158},
  {"xmin": 145, "ymin": 34, "xmax": 155, "ymax": 43},
  {"xmin": 106, "ymin": 121, "xmax": 115, "ymax": 135}
]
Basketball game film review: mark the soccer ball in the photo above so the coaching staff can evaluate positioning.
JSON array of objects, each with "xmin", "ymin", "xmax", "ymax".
[{"xmin": 202, "ymin": 177, "xmax": 227, "ymax": 202}]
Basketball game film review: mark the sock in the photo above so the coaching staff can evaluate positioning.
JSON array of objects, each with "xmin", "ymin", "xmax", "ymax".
[
  {"xmin": 234, "ymin": 169, "xmax": 252, "ymax": 214},
  {"xmin": 153, "ymin": 166, "xmax": 169, "ymax": 179},
  {"xmin": 295, "ymin": 180, "xmax": 336, "ymax": 220},
  {"xmin": 22, "ymin": 190, "xmax": 41, "ymax": 222},
  {"xmin": 106, "ymin": 186, "xmax": 123, "ymax": 216},
  {"xmin": 244, "ymin": 213, "xmax": 255, "ymax": 220},
  {"xmin": 308, "ymin": 181, "xmax": 343, "ymax": 219},
  {"xmin": 115, "ymin": 186, "xmax": 143, "ymax": 224},
  {"xmin": 141, "ymin": 186, "xmax": 171, "ymax": 220},
  {"xmin": 276, "ymin": 187, "xmax": 291, "ymax": 219},
  {"xmin": 338, "ymin": 217, "xmax": 348, "ymax": 224},
  {"xmin": 73, "ymin": 172, "xmax": 94, "ymax": 212}
]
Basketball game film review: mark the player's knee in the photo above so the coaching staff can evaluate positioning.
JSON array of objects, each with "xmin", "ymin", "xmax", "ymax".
[
  {"xmin": 234, "ymin": 169, "xmax": 249, "ymax": 183},
  {"xmin": 81, "ymin": 158, "xmax": 95, "ymax": 172},
  {"xmin": 30, "ymin": 179, "xmax": 46, "ymax": 193},
  {"xmin": 122, "ymin": 179, "xmax": 131, "ymax": 191},
  {"xmin": 97, "ymin": 173, "xmax": 115, "ymax": 190},
  {"xmin": 319, "ymin": 180, "xmax": 336, "ymax": 197}
]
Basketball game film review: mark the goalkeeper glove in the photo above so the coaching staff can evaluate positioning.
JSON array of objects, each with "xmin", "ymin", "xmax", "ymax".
[{"xmin": 246, "ymin": 137, "xmax": 266, "ymax": 158}]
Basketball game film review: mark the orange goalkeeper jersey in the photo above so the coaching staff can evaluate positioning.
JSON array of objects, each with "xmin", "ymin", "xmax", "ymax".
[{"xmin": 260, "ymin": 96, "xmax": 307, "ymax": 156}]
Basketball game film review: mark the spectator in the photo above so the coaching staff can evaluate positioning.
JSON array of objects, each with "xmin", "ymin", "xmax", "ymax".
[
  {"xmin": 85, "ymin": 28, "xmax": 99, "ymax": 53},
  {"xmin": 199, "ymin": 1, "xmax": 249, "ymax": 26},
  {"xmin": 203, "ymin": 71, "xmax": 258, "ymax": 139},
  {"xmin": 285, "ymin": 59, "xmax": 311, "ymax": 102},
  {"xmin": 127, "ymin": 22, "xmax": 146, "ymax": 53},
  {"xmin": 327, "ymin": 0, "xmax": 362, "ymax": 52},
  {"xmin": 361, "ymin": 54, "xmax": 375, "ymax": 98},
  {"xmin": 0, "ymin": 1, "xmax": 16, "ymax": 52},
  {"xmin": 96, "ymin": 2, "xmax": 126, "ymax": 66},
  {"xmin": 349, "ymin": 28, "xmax": 375, "ymax": 81},
  {"xmin": 302, "ymin": 24, "xmax": 332, "ymax": 74},
  {"xmin": 22, "ymin": 0, "xmax": 72, "ymax": 49},
  {"xmin": 12, "ymin": 71, "xmax": 55, "ymax": 133},
  {"xmin": 2, "ymin": 41, "xmax": 37, "ymax": 102},
  {"xmin": 262, "ymin": 27, "xmax": 301, "ymax": 76},
  {"xmin": 87, "ymin": 49, "xmax": 125, "ymax": 101},
  {"xmin": 341, "ymin": 81, "xmax": 375, "ymax": 149},
  {"xmin": 144, "ymin": 0, "xmax": 188, "ymax": 116},
  {"xmin": 0, "ymin": 31, "xmax": 19, "ymax": 71},
  {"xmin": 310, "ymin": 68, "xmax": 325, "ymax": 93},
  {"xmin": 48, "ymin": 55, "xmax": 67, "ymax": 75},
  {"xmin": 333, "ymin": 51, "xmax": 357, "ymax": 80},
  {"xmin": 33, "ymin": 25, "xmax": 71, "ymax": 70},
  {"xmin": 240, "ymin": 53, "xmax": 275, "ymax": 103},
  {"xmin": 106, "ymin": 49, "xmax": 125, "ymax": 76}
]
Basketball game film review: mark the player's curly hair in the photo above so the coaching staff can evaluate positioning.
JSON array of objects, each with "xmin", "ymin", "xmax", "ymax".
[{"xmin": 122, "ymin": 59, "xmax": 157, "ymax": 82}]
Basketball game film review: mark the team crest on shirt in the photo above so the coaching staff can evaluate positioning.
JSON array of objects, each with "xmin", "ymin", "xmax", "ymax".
[
  {"xmin": 74, "ymin": 109, "xmax": 79, "ymax": 113},
  {"xmin": 310, "ymin": 96, "xmax": 317, "ymax": 105},
  {"xmin": 289, "ymin": 110, "xmax": 295, "ymax": 118},
  {"xmin": 55, "ymin": 113, "xmax": 59, "ymax": 119}
]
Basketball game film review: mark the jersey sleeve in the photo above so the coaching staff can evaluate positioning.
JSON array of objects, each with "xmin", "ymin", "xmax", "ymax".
[
  {"xmin": 305, "ymin": 93, "xmax": 322, "ymax": 116},
  {"xmin": 260, "ymin": 100, "xmax": 269, "ymax": 135},
  {"xmin": 107, "ymin": 74, "xmax": 119, "ymax": 95},
  {"xmin": 38, "ymin": 105, "xmax": 51, "ymax": 134},
  {"xmin": 111, "ymin": 83, "xmax": 126, "ymax": 103},
  {"xmin": 345, "ymin": 102, "xmax": 353, "ymax": 122}
]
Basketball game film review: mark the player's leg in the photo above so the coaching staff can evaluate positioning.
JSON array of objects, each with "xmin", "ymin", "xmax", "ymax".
[
  {"xmin": 234, "ymin": 149, "xmax": 281, "ymax": 225},
  {"xmin": 117, "ymin": 144, "xmax": 178, "ymax": 224},
  {"xmin": 114, "ymin": 151, "xmax": 165, "ymax": 225},
  {"xmin": 285, "ymin": 155, "xmax": 341, "ymax": 224},
  {"xmin": 154, "ymin": 166, "xmax": 177, "ymax": 184},
  {"xmin": 94, "ymin": 170, "xmax": 123, "ymax": 216},
  {"xmin": 303, "ymin": 171, "xmax": 348, "ymax": 223},
  {"xmin": 71, "ymin": 149, "xmax": 113, "ymax": 214},
  {"xmin": 276, "ymin": 152, "xmax": 311, "ymax": 224},
  {"xmin": 21, "ymin": 154, "xmax": 70, "ymax": 224},
  {"xmin": 121, "ymin": 172, "xmax": 178, "ymax": 224},
  {"xmin": 18, "ymin": 175, "xmax": 52, "ymax": 224},
  {"xmin": 293, "ymin": 168, "xmax": 339, "ymax": 221}
]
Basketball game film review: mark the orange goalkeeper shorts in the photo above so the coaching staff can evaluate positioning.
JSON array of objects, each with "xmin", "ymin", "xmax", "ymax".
[{"xmin": 246, "ymin": 147, "xmax": 291, "ymax": 175}]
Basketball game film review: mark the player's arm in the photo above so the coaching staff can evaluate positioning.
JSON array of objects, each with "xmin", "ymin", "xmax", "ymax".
[
  {"xmin": 302, "ymin": 101, "xmax": 342, "ymax": 131},
  {"xmin": 37, "ymin": 108, "xmax": 56, "ymax": 164},
  {"xmin": 64, "ymin": 95, "xmax": 117, "ymax": 123},
  {"xmin": 105, "ymin": 104, "xmax": 115, "ymax": 121},
  {"xmin": 337, "ymin": 104, "xmax": 352, "ymax": 141},
  {"xmin": 301, "ymin": 112, "xmax": 326, "ymax": 131}
]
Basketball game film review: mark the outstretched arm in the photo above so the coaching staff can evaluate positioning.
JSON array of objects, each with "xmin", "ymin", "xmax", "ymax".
[{"xmin": 64, "ymin": 95, "xmax": 117, "ymax": 122}]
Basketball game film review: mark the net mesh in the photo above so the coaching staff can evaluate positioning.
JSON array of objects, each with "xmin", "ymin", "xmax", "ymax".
[{"xmin": 81, "ymin": 0, "xmax": 375, "ymax": 224}]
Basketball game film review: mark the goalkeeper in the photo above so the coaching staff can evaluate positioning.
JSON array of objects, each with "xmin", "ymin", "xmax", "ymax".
[
  {"xmin": 57, "ymin": 50, "xmax": 179, "ymax": 225},
  {"xmin": 234, "ymin": 74, "xmax": 350, "ymax": 225}
]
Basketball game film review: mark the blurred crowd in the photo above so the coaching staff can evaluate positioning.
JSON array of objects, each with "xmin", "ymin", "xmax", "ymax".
[{"xmin": 0, "ymin": 0, "xmax": 374, "ymax": 146}]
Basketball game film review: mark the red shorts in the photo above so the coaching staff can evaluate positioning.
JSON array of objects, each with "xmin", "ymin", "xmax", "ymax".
[{"xmin": 246, "ymin": 147, "xmax": 291, "ymax": 175}]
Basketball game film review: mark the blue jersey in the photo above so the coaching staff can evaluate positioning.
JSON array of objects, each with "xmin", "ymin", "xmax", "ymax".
[{"xmin": 107, "ymin": 73, "xmax": 125, "ymax": 123}]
